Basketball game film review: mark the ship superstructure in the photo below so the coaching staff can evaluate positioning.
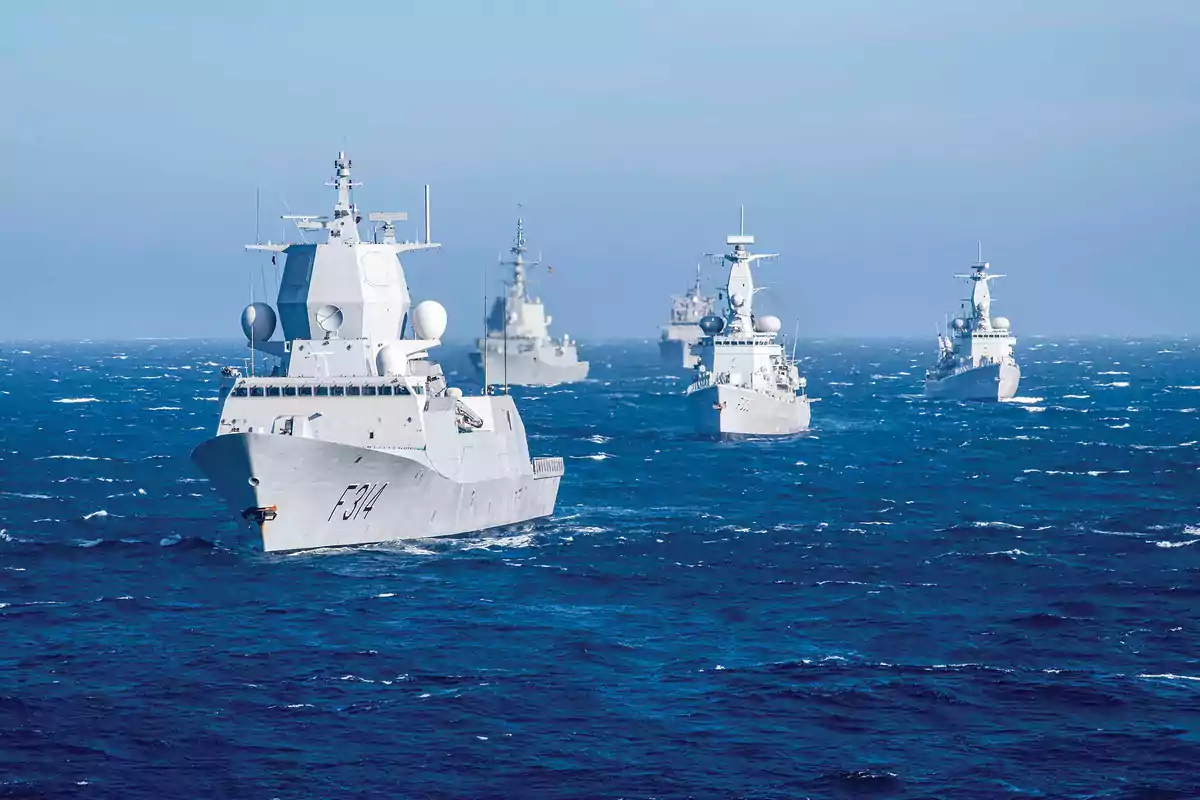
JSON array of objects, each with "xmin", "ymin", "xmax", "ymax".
[
  {"xmin": 925, "ymin": 248, "xmax": 1020, "ymax": 401},
  {"xmin": 191, "ymin": 153, "xmax": 564, "ymax": 552},
  {"xmin": 660, "ymin": 264, "xmax": 717, "ymax": 371},
  {"xmin": 471, "ymin": 217, "xmax": 588, "ymax": 387},
  {"xmin": 685, "ymin": 218, "xmax": 810, "ymax": 437}
]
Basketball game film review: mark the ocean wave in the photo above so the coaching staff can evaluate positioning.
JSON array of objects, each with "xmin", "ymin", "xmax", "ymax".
[
  {"xmin": 52, "ymin": 397, "xmax": 102, "ymax": 404},
  {"xmin": 1153, "ymin": 539, "xmax": 1198, "ymax": 548},
  {"xmin": 1002, "ymin": 396, "xmax": 1044, "ymax": 404}
]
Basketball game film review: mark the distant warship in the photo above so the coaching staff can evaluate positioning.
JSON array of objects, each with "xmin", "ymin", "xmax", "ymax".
[
  {"xmin": 660, "ymin": 264, "xmax": 716, "ymax": 371},
  {"xmin": 685, "ymin": 218, "xmax": 811, "ymax": 437},
  {"xmin": 925, "ymin": 247, "xmax": 1020, "ymax": 401},
  {"xmin": 191, "ymin": 153, "xmax": 564, "ymax": 552},
  {"xmin": 471, "ymin": 217, "xmax": 589, "ymax": 387}
]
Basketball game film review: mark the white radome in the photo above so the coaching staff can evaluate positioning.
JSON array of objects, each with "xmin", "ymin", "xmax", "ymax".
[
  {"xmin": 376, "ymin": 344, "xmax": 407, "ymax": 376},
  {"xmin": 241, "ymin": 302, "xmax": 277, "ymax": 342},
  {"xmin": 991, "ymin": 316, "xmax": 1010, "ymax": 330},
  {"xmin": 952, "ymin": 317, "xmax": 967, "ymax": 330},
  {"xmin": 730, "ymin": 292, "xmax": 746, "ymax": 308},
  {"xmin": 754, "ymin": 315, "xmax": 782, "ymax": 333},
  {"xmin": 412, "ymin": 300, "xmax": 448, "ymax": 340}
]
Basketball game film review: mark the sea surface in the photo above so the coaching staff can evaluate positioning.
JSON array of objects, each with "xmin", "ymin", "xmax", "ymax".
[{"xmin": 0, "ymin": 338, "xmax": 1198, "ymax": 799}]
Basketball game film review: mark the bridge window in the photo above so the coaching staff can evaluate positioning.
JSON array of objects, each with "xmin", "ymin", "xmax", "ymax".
[
  {"xmin": 315, "ymin": 386, "xmax": 330, "ymax": 397},
  {"xmin": 379, "ymin": 385, "xmax": 393, "ymax": 396},
  {"xmin": 266, "ymin": 386, "xmax": 281, "ymax": 397},
  {"xmin": 232, "ymin": 387, "xmax": 248, "ymax": 397},
  {"xmin": 283, "ymin": 386, "xmax": 297, "ymax": 397},
  {"xmin": 331, "ymin": 386, "xmax": 345, "ymax": 397},
  {"xmin": 249, "ymin": 386, "xmax": 264, "ymax": 397},
  {"xmin": 298, "ymin": 386, "xmax": 313, "ymax": 397},
  {"xmin": 347, "ymin": 385, "xmax": 361, "ymax": 396},
  {"xmin": 363, "ymin": 386, "xmax": 377, "ymax": 396}
]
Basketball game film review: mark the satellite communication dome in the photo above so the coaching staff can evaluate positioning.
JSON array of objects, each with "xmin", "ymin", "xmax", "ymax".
[
  {"xmin": 376, "ymin": 344, "xmax": 406, "ymax": 377},
  {"xmin": 412, "ymin": 300, "xmax": 448, "ymax": 340},
  {"xmin": 240, "ymin": 302, "xmax": 277, "ymax": 342},
  {"xmin": 754, "ymin": 315, "xmax": 782, "ymax": 333},
  {"xmin": 699, "ymin": 315, "xmax": 725, "ymax": 335},
  {"xmin": 952, "ymin": 317, "xmax": 967, "ymax": 331},
  {"xmin": 315, "ymin": 304, "xmax": 344, "ymax": 333},
  {"xmin": 730, "ymin": 292, "xmax": 746, "ymax": 308},
  {"xmin": 446, "ymin": 387, "xmax": 464, "ymax": 399},
  {"xmin": 991, "ymin": 316, "xmax": 1010, "ymax": 330}
]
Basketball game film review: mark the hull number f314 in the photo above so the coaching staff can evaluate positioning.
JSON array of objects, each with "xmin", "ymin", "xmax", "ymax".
[{"xmin": 328, "ymin": 483, "xmax": 388, "ymax": 522}]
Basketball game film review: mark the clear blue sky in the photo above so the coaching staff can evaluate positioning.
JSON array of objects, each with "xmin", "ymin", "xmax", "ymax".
[{"xmin": 2, "ymin": 1, "xmax": 1197, "ymax": 340}]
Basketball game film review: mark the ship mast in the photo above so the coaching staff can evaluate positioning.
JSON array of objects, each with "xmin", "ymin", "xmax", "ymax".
[{"xmin": 954, "ymin": 243, "xmax": 1006, "ymax": 329}]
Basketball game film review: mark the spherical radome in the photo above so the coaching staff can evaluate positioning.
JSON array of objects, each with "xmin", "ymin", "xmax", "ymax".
[
  {"xmin": 991, "ymin": 316, "xmax": 1011, "ymax": 330},
  {"xmin": 952, "ymin": 318, "xmax": 967, "ymax": 330},
  {"xmin": 376, "ymin": 345, "xmax": 406, "ymax": 377},
  {"xmin": 412, "ymin": 300, "xmax": 448, "ymax": 340},
  {"xmin": 699, "ymin": 315, "xmax": 725, "ymax": 335},
  {"xmin": 754, "ymin": 315, "xmax": 782, "ymax": 333},
  {"xmin": 241, "ymin": 302, "xmax": 277, "ymax": 342},
  {"xmin": 730, "ymin": 293, "xmax": 746, "ymax": 308}
]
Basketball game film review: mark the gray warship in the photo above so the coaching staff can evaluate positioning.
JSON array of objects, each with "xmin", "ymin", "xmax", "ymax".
[
  {"xmin": 191, "ymin": 153, "xmax": 564, "ymax": 552},
  {"xmin": 925, "ymin": 248, "xmax": 1020, "ymax": 401},
  {"xmin": 659, "ymin": 264, "xmax": 716, "ymax": 371},
  {"xmin": 685, "ymin": 219, "xmax": 811, "ymax": 437},
  {"xmin": 470, "ymin": 217, "xmax": 589, "ymax": 387}
]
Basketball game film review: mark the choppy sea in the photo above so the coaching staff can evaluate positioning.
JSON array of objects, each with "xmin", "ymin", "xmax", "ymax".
[{"xmin": 0, "ymin": 338, "xmax": 1198, "ymax": 799}]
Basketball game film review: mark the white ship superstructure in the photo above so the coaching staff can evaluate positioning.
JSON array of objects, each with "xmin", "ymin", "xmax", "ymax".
[
  {"xmin": 925, "ymin": 248, "xmax": 1020, "ymax": 401},
  {"xmin": 685, "ymin": 219, "xmax": 810, "ymax": 437},
  {"xmin": 471, "ymin": 218, "xmax": 588, "ymax": 387},
  {"xmin": 191, "ymin": 154, "xmax": 564, "ymax": 552},
  {"xmin": 660, "ymin": 264, "xmax": 716, "ymax": 371}
]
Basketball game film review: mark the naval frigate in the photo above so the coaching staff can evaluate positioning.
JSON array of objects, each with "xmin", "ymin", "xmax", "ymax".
[
  {"xmin": 191, "ymin": 153, "xmax": 564, "ymax": 552},
  {"xmin": 925, "ymin": 248, "xmax": 1021, "ymax": 401},
  {"xmin": 660, "ymin": 264, "xmax": 717, "ymax": 371},
  {"xmin": 685, "ymin": 220, "xmax": 811, "ymax": 437},
  {"xmin": 470, "ymin": 217, "xmax": 589, "ymax": 387}
]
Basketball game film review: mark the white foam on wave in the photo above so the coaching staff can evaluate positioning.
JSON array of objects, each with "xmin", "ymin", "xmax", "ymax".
[
  {"xmin": 583, "ymin": 434, "xmax": 611, "ymax": 444},
  {"xmin": 53, "ymin": 397, "xmax": 102, "ymax": 404},
  {"xmin": 0, "ymin": 491, "xmax": 54, "ymax": 500},
  {"xmin": 1062, "ymin": 394, "xmax": 1090, "ymax": 400},
  {"xmin": 82, "ymin": 509, "xmax": 119, "ymax": 521},
  {"xmin": 146, "ymin": 406, "xmax": 182, "ymax": 411},
  {"xmin": 1153, "ymin": 539, "xmax": 1198, "ymax": 548},
  {"xmin": 37, "ymin": 454, "xmax": 108, "ymax": 461},
  {"xmin": 571, "ymin": 453, "xmax": 613, "ymax": 461},
  {"xmin": 973, "ymin": 521, "xmax": 1024, "ymax": 529},
  {"xmin": 1097, "ymin": 381, "xmax": 1131, "ymax": 388},
  {"xmin": 1002, "ymin": 396, "xmax": 1044, "ymax": 405},
  {"xmin": 987, "ymin": 549, "xmax": 1032, "ymax": 557},
  {"xmin": 1098, "ymin": 371, "xmax": 1130, "ymax": 376},
  {"xmin": 376, "ymin": 592, "xmax": 397, "ymax": 598},
  {"xmin": 1138, "ymin": 673, "xmax": 1200, "ymax": 682}
]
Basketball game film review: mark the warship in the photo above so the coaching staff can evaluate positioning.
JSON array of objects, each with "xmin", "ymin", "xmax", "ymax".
[
  {"xmin": 191, "ymin": 153, "xmax": 564, "ymax": 552},
  {"xmin": 470, "ymin": 217, "xmax": 589, "ymax": 387},
  {"xmin": 925, "ymin": 247, "xmax": 1020, "ymax": 401},
  {"xmin": 659, "ymin": 264, "xmax": 716, "ymax": 371},
  {"xmin": 685, "ymin": 217, "xmax": 811, "ymax": 437}
]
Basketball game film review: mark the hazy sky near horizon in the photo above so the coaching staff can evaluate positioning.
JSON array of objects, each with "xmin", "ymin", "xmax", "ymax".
[{"xmin": 2, "ymin": 1, "xmax": 1198, "ymax": 341}]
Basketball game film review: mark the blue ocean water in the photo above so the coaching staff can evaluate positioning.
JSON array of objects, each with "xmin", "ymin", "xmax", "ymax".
[{"xmin": 0, "ymin": 338, "xmax": 1198, "ymax": 798}]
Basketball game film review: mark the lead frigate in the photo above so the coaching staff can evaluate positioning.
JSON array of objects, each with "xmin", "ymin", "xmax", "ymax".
[
  {"xmin": 925, "ymin": 247, "xmax": 1021, "ymax": 401},
  {"xmin": 659, "ymin": 264, "xmax": 716, "ymax": 371},
  {"xmin": 470, "ymin": 217, "xmax": 589, "ymax": 387},
  {"xmin": 191, "ymin": 153, "xmax": 564, "ymax": 552},
  {"xmin": 685, "ymin": 219, "xmax": 811, "ymax": 437}
]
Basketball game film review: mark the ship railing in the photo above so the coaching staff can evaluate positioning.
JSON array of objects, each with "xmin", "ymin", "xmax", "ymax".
[{"xmin": 532, "ymin": 456, "xmax": 565, "ymax": 479}]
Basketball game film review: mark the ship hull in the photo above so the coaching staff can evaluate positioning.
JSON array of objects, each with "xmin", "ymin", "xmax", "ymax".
[
  {"xmin": 191, "ymin": 433, "xmax": 561, "ymax": 552},
  {"xmin": 470, "ymin": 350, "xmax": 589, "ymax": 387},
  {"xmin": 688, "ymin": 384, "xmax": 811, "ymax": 438},
  {"xmin": 925, "ymin": 362, "xmax": 1020, "ymax": 401}
]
